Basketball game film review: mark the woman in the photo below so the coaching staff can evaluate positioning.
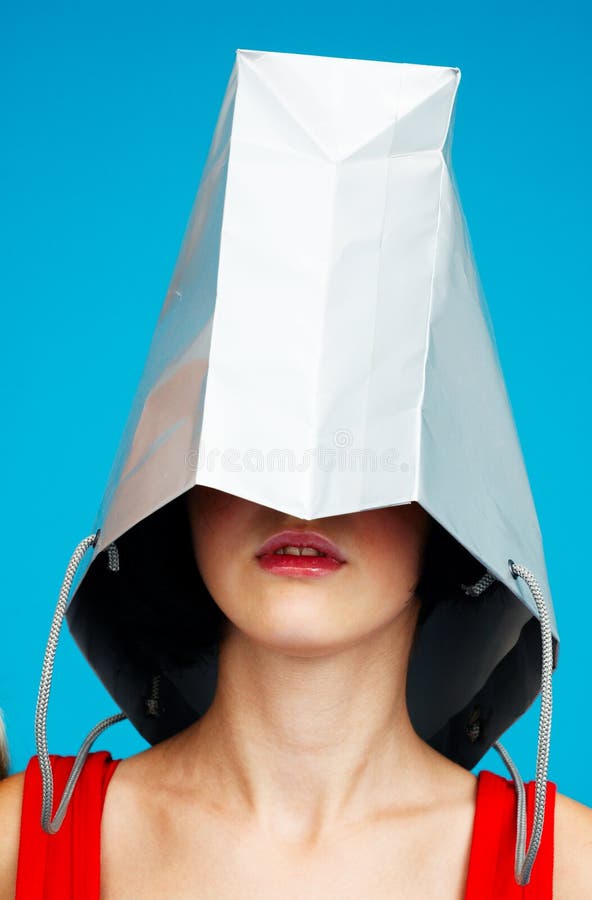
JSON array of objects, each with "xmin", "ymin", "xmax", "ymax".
[
  {"xmin": 1, "ymin": 488, "xmax": 591, "ymax": 897},
  {"xmin": 2, "ymin": 49, "xmax": 592, "ymax": 897}
]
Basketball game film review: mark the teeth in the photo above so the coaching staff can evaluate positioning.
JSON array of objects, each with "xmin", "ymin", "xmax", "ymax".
[{"xmin": 273, "ymin": 546, "xmax": 326, "ymax": 556}]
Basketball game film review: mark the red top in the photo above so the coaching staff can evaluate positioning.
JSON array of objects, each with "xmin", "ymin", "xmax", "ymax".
[{"xmin": 16, "ymin": 753, "xmax": 556, "ymax": 898}]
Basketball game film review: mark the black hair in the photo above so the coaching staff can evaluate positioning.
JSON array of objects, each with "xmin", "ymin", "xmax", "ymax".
[
  {"xmin": 111, "ymin": 496, "xmax": 485, "ymax": 673},
  {"xmin": 410, "ymin": 512, "xmax": 486, "ymax": 655},
  {"xmin": 111, "ymin": 493, "xmax": 227, "ymax": 673}
]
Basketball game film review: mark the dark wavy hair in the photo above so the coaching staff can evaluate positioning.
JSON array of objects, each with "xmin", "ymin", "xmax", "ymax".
[
  {"xmin": 410, "ymin": 511, "xmax": 485, "ymax": 656},
  {"xmin": 111, "ymin": 494, "xmax": 485, "ymax": 673}
]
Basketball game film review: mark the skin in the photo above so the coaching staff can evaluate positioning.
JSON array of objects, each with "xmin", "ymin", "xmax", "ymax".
[{"xmin": 1, "ymin": 486, "xmax": 591, "ymax": 897}]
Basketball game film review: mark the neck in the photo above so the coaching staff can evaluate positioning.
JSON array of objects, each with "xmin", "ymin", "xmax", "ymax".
[{"xmin": 173, "ymin": 614, "xmax": 445, "ymax": 846}]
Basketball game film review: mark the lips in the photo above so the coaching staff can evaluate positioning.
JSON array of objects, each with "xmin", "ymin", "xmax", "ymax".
[{"xmin": 255, "ymin": 530, "xmax": 346, "ymax": 562}]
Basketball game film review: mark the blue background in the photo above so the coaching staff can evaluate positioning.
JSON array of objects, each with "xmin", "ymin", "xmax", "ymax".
[{"xmin": 1, "ymin": 1, "xmax": 590, "ymax": 806}]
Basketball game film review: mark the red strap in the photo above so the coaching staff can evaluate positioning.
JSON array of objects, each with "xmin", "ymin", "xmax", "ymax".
[
  {"xmin": 465, "ymin": 770, "xmax": 556, "ymax": 898},
  {"xmin": 15, "ymin": 751, "xmax": 121, "ymax": 899}
]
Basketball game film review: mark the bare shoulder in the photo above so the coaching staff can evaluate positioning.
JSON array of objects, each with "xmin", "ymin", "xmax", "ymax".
[
  {"xmin": 553, "ymin": 788, "xmax": 592, "ymax": 899},
  {"xmin": 0, "ymin": 770, "xmax": 26, "ymax": 900}
]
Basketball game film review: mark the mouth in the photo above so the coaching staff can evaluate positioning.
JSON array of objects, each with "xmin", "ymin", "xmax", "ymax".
[{"xmin": 255, "ymin": 529, "xmax": 347, "ymax": 578}]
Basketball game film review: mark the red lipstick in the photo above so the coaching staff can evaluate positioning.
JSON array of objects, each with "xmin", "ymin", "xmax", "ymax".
[{"xmin": 255, "ymin": 529, "xmax": 346, "ymax": 578}]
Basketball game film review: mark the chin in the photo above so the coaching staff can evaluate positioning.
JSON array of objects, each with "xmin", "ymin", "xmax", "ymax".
[{"xmin": 233, "ymin": 610, "xmax": 381, "ymax": 659}]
